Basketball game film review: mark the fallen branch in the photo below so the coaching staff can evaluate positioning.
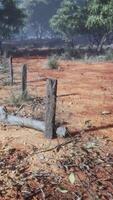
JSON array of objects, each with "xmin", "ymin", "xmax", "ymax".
[
  {"xmin": 0, "ymin": 106, "xmax": 45, "ymax": 132},
  {"xmin": 0, "ymin": 106, "xmax": 68, "ymax": 138},
  {"xmin": 35, "ymin": 133, "xmax": 81, "ymax": 154}
]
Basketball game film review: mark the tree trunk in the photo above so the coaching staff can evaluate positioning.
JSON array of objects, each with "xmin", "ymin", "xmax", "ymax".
[
  {"xmin": 97, "ymin": 36, "xmax": 106, "ymax": 53},
  {"xmin": 97, "ymin": 31, "xmax": 112, "ymax": 53},
  {"xmin": 9, "ymin": 56, "xmax": 13, "ymax": 86}
]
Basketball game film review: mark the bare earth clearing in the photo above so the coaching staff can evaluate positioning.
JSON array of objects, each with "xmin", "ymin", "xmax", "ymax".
[{"xmin": 0, "ymin": 57, "xmax": 113, "ymax": 199}]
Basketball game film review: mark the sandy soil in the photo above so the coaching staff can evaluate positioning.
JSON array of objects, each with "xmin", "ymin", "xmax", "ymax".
[{"xmin": 0, "ymin": 57, "xmax": 113, "ymax": 199}]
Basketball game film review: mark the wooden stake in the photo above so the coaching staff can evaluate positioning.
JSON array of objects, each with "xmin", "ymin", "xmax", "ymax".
[
  {"xmin": 22, "ymin": 64, "xmax": 27, "ymax": 97},
  {"xmin": 45, "ymin": 79, "xmax": 57, "ymax": 139},
  {"xmin": 9, "ymin": 56, "xmax": 13, "ymax": 85},
  {"xmin": 3, "ymin": 49, "xmax": 8, "ymax": 59}
]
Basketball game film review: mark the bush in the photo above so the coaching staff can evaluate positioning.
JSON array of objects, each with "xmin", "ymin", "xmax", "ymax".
[
  {"xmin": 0, "ymin": 63, "xmax": 9, "ymax": 73},
  {"xmin": 7, "ymin": 91, "xmax": 32, "ymax": 107},
  {"xmin": 83, "ymin": 50, "xmax": 113, "ymax": 63},
  {"xmin": 104, "ymin": 49, "xmax": 113, "ymax": 61},
  {"xmin": 83, "ymin": 55, "xmax": 106, "ymax": 63},
  {"xmin": 46, "ymin": 55, "xmax": 59, "ymax": 69},
  {"xmin": 2, "ymin": 80, "xmax": 10, "ymax": 86},
  {"xmin": 60, "ymin": 51, "xmax": 73, "ymax": 60}
]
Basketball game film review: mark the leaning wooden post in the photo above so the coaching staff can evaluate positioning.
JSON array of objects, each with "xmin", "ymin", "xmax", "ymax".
[
  {"xmin": 9, "ymin": 56, "xmax": 13, "ymax": 85},
  {"xmin": 45, "ymin": 79, "xmax": 57, "ymax": 139},
  {"xmin": 21, "ymin": 64, "xmax": 27, "ymax": 97}
]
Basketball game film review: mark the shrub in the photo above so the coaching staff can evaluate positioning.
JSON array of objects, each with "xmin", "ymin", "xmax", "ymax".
[
  {"xmin": 2, "ymin": 80, "xmax": 10, "ymax": 86},
  {"xmin": 0, "ymin": 63, "xmax": 9, "ymax": 73},
  {"xmin": 46, "ymin": 55, "xmax": 59, "ymax": 69},
  {"xmin": 104, "ymin": 49, "xmax": 113, "ymax": 61},
  {"xmin": 7, "ymin": 91, "xmax": 32, "ymax": 107},
  {"xmin": 83, "ymin": 50, "xmax": 113, "ymax": 63},
  {"xmin": 60, "ymin": 51, "xmax": 73, "ymax": 60}
]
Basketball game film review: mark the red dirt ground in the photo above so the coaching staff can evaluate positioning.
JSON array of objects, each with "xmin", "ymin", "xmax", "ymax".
[
  {"xmin": 0, "ymin": 57, "xmax": 113, "ymax": 199},
  {"xmin": 2, "ymin": 57, "xmax": 113, "ymax": 136}
]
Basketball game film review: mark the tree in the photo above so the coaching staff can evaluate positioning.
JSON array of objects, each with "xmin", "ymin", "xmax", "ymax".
[
  {"xmin": 27, "ymin": 0, "xmax": 49, "ymax": 39},
  {"xmin": 86, "ymin": 0, "xmax": 113, "ymax": 52},
  {"xmin": 0, "ymin": 0, "xmax": 25, "ymax": 39},
  {"xmin": 26, "ymin": 0, "xmax": 61, "ymax": 39},
  {"xmin": 19, "ymin": 0, "xmax": 85, "ymax": 39},
  {"xmin": 50, "ymin": 0, "xmax": 85, "ymax": 46}
]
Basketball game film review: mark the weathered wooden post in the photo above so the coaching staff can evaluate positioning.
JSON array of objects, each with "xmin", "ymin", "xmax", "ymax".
[
  {"xmin": 45, "ymin": 79, "xmax": 57, "ymax": 139},
  {"xmin": 21, "ymin": 64, "xmax": 27, "ymax": 98},
  {"xmin": 9, "ymin": 56, "xmax": 13, "ymax": 85},
  {"xmin": 2, "ymin": 49, "xmax": 7, "ymax": 67},
  {"xmin": 3, "ymin": 49, "xmax": 8, "ymax": 59}
]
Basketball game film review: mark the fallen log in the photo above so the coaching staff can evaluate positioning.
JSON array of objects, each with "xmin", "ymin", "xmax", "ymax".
[
  {"xmin": 0, "ymin": 106, "xmax": 45, "ymax": 132},
  {"xmin": 0, "ymin": 106, "xmax": 68, "ymax": 137}
]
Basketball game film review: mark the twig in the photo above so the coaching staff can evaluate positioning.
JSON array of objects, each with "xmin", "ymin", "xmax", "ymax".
[
  {"xmin": 36, "ymin": 133, "xmax": 81, "ymax": 154},
  {"xmin": 15, "ymin": 104, "xmax": 25, "ymax": 115}
]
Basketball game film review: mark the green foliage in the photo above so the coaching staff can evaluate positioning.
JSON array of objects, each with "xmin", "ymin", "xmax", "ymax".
[
  {"xmin": 104, "ymin": 49, "xmax": 113, "ymax": 61},
  {"xmin": 50, "ymin": 0, "xmax": 85, "ymax": 43},
  {"xmin": 0, "ymin": 0, "xmax": 25, "ymax": 39},
  {"xmin": 86, "ymin": 0, "xmax": 113, "ymax": 30},
  {"xmin": 60, "ymin": 48, "xmax": 77, "ymax": 60},
  {"xmin": 83, "ymin": 49, "xmax": 113, "ymax": 63},
  {"xmin": 50, "ymin": 0, "xmax": 113, "ymax": 51},
  {"xmin": 46, "ymin": 55, "xmax": 59, "ymax": 69},
  {"xmin": 86, "ymin": 0, "xmax": 113, "ymax": 51},
  {"xmin": 7, "ymin": 91, "xmax": 32, "ymax": 106},
  {"xmin": 0, "ymin": 62, "xmax": 8, "ymax": 73},
  {"xmin": 8, "ymin": 92, "xmax": 24, "ymax": 106},
  {"xmin": 16, "ymin": 0, "xmax": 86, "ymax": 39},
  {"xmin": 83, "ymin": 55, "xmax": 105, "ymax": 63}
]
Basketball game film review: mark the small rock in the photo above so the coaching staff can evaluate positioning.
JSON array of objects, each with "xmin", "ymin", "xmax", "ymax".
[
  {"xmin": 56, "ymin": 126, "xmax": 68, "ymax": 137},
  {"xmin": 84, "ymin": 120, "xmax": 92, "ymax": 129},
  {"xmin": 39, "ymin": 155, "xmax": 45, "ymax": 160},
  {"xmin": 101, "ymin": 111, "xmax": 111, "ymax": 115},
  {"xmin": 22, "ymin": 190, "xmax": 32, "ymax": 198}
]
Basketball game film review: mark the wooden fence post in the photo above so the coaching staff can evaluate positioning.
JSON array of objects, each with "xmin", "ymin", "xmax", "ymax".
[
  {"xmin": 3, "ymin": 49, "xmax": 8, "ymax": 59},
  {"xmin": 45, "ymin": 79, "xmax": 57, "ymax": 139},
  {"xmin": 9, "ymin": 56, "xmax": 13, "ymax": 85},
  {"xmin": 21, "ymin": 64, "xmax": 27, "ymax": 97},
  {"xmin": 2, "ymin": 49, "xmax": 8, "ymax": 66}
]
